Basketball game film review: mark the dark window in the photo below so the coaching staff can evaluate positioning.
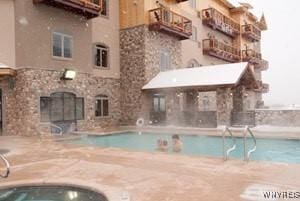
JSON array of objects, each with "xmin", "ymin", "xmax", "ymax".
[
  {"xmin": 153, "ymin": 95, "xmax": 166, "ymax": 112},
  {"xmin": 100, "ymin": 0, "xmax": 108, "ymax": 16},
  {"xmin": 95, "ymin": 95, "xmax": 109, "ymax": 117},
  {"xmin": 40, "ymin": 97, "xmax": 51, "ymax": 122},
  {"xmin": 40, "ymin": 93, "xmax": 84, "ymax": 122},
  {"xmin": 95, "ymin": 44, "xmax": 108, "ymax": 68},
  {"xmin": 52, "ymin": 32, "xmax": 72, "ymax": 59}
]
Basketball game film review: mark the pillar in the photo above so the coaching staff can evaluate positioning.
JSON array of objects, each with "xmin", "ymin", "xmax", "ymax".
[{"xmin": 216, "ymin": 88, "xmax": 233, "ymax": 126}]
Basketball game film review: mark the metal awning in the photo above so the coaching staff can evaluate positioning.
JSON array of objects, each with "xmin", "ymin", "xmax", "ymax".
[{"xmin": 142, "ymin": 62, "xmax": 258, "ymax": 91}]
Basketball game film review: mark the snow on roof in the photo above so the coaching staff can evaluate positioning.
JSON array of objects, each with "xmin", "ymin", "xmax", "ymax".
[
  {"xmin": 0, "ymin": 63, "xmax": 9, "ymax": 68},
  {"xmin": 142, "ymin": 62, "xmax": 249, "ymax": 90}
]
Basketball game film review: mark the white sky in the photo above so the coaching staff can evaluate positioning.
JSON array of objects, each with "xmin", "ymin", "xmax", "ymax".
[{"xmin": 244, "ymin": 0, "xmax": 300, "ymax": 106}]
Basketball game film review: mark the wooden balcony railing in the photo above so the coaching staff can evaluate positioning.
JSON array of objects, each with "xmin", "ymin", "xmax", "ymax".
[
  {"xmin": 242, "ymin": 24, "xmax": 261, "ymax": 42},
  {"xmin": 242, "ymin": 49, "xmax": 268, "ymax": 70},
  {"xmin": 255, "ymin": 81, "xmax": 269, "ymax": 93},
  {"xmin": 33, "ymin": 0, "xmax": 102, "ymax": 19},
  {"xmin": 202, "ymin": 8, "xmax": 240, "ymax": 38},
  {"xmin": 202, "ymin": 39, "xmax": 241, "ymax": 62},
  {"xmin": 176, "ymin": 0, "xmax": 189, "ymax": 2},
  {"xmin": 149, "ymin": 7, "xmax": 192, "ymax": 40}
]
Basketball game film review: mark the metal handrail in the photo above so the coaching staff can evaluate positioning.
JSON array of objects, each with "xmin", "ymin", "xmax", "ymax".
[
  {"xmin": 222, "ymin": 126, "xmax": 237, "ymax": 161},
  {"xmin": 50, "ymin": 123, "xmax": 63, "ymax": 136},
  {"xmin": 0, "ymin": 154, "xmax": 10, "ymax": 178},
  {"xmin": 243, "ymin": 126, "xmax": 257, "ymax": 161}
]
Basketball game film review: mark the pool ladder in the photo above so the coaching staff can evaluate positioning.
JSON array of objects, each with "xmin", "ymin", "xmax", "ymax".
[
  {"xmin": 50, "ymin": 123, "xmax": 63, "ymax": 136},
  {"xmin": 222, "ymin": 126, "xmax": 237, "ymax": 161},
  {"xmin": 243, "ymin": 126, "xmax": 257, "ymax": 161},
  {"xmin": 222, "ymin": 126, "xmax": 257, "ymax": 161},
  {"xmin": 0, "ymin": 154, "xmax": 10, "ymax": 178}
]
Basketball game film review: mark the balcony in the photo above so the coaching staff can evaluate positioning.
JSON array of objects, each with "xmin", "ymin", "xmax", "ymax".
[
  {"xmin": 242, "ymin": 24, "xmax": 261, "ymax": 42},
  {"xmin": 33, "ymin": 0, "xmax": 102, "ymax": 19},
  {"xmin": 149, "ymin": 7, "xmax": 192, "ymax": 40},
  {"xmin": 202, "ymin": 8, "xmax": 240, "ymax": 38},
  {"xmin": 255, "ymin": 81, "xmax": 269, "ymax": 93},
  {"xmin": 242, "ymin": 49, "xmax": 268, "ymax": 70},
  {"xmin": 176, "ymin": 0, "xmax": 189, "ymax": 2},
  {"xmin": 202, "ymin": 39, "xmax": 241, "ymax": 63}
]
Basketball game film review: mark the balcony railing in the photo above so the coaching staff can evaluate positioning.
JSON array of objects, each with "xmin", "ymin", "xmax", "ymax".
[
  {"xmin": 33, "ymin": 0, "xmax": 102, "ymax": 19},
  {"xmin": 202, "ymin": 8, "xmax": 240, "ymax": 38},
  {"xmin": 149, "ymin": 7, "xmax": 192, "ymax": 40},
  {"xmin": 242, "ymin": 49, "xmax": 268, "ymax": 70},
  {"xmin": 255, "ymin": 81, "xmax": 269, "ymax": 93},
  {"xmin": 202, "ymin": 39, "xmax": 241, "ymax": 62},
  {"xmin": 176, "ymin": 0, "xmax": 189, "ymax": 2},
  {"xmin": 242, "ymin": 24, "xmax": 261, "ymax": 42}
]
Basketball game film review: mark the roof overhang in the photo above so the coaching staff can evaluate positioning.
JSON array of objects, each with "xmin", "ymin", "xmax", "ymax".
[
  {"xmin": 142, "ymin": 62, "xmax": 258, "ymax": 92},
  {"xmin": 0, "ymin": 63, "xmax": 16, "ymax": 76}
]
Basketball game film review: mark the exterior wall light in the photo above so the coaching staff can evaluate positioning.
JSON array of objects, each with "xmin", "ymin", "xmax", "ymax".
[{"xmin": 61, "ymin": 69, "xmax": 76, "ymax": 80}]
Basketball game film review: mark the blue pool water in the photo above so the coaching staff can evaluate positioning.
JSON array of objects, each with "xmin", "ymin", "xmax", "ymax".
[
  {"xmin": 0, "ymin": 185, "xmax": 108, "ymax": 201},
  {"xmin": 69, "ymin": 132, "xmax": 300, "ymax": 164}
]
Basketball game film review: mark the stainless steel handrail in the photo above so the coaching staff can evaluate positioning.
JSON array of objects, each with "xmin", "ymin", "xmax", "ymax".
[
  {"xmin": 0, "ymin": 154, "xmax": 10, "ymax": 178},
  {"xmin": 50, "ymin": 123, "xmax": 63, "ymax": 136},
  {"xmin": 222, "ymin": 126, "xmax": 237, "ymax": 161},
  {"xmin": 243, "ymin": 126, "xmax": 257, "ymax": 161}
]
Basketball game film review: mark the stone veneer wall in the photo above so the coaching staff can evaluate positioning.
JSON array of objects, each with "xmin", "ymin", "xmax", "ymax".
[
  {"xmin": 255, "ymin": 110, "xmax": 300, "ymax": 127},
  {"xmin": 2, "ymin": 68, "xmax": 120, "ymax": 136},
  {"xmin": 120, "ymin": 25, "xmax": 181, "ymax": 125}
]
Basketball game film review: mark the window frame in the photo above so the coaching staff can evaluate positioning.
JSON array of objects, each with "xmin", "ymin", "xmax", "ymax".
[
  {"xmin": 100, "ymin": 0, "xmax": 109, "ymax": 18},
  {"xmin": 94, "ymin": 44, "xmax": 109, "ymax": 69},
  {"xmin": 52, "ymin": 32, "xmax": 73, "ymax": 60},
  {"xmin": 160, "ymin": 49, "xmax": 171, "ymax": 72},
  {"xmin": 95, "ymin": 95, "xmax": 109, "ymax": 117}
]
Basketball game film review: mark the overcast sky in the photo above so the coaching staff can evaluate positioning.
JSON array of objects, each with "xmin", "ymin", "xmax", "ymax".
[{"xmin": 243, "ymin": 0, "xmax": 300, "ymax": 106}]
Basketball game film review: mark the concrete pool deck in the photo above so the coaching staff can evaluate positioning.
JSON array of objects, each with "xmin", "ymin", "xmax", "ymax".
[{"xmin": 0, "ymin": 135, "xmax": 300, "ymax": 201}]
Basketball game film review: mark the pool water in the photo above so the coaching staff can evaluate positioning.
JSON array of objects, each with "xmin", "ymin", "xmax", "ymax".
[
  {"xmin": 0, "ymin": 186, "xmax": 108, "ymax": 201},
  {"xmin": 70, "ymin": 132, "xmax": 300, "ymax": 164}
]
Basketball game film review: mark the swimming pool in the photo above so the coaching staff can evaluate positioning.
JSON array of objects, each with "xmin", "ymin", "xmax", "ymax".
[
  {"xmin": 69, "ymin": 132, "xmax": 300, "ymax": 164},
  {"xmin": 0, "ymin": 185, "xmax": 108, "ymax": 201}
]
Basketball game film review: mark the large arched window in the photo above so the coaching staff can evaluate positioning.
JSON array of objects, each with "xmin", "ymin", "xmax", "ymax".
[
  {"xmin": 94, "ymin": 43, "xmax": 109, "ymax": 68},
  {"xmin": 95, "ymin": 95, "xmax": 109, "ymax": 117},
  {"xmin": 187, "ymin": 59, "xmax": 200, "ymax": 68}
]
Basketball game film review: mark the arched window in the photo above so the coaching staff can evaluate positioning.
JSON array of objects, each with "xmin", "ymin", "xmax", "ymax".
[
  {"xmin": 160, "ymin": 49, "xmax": 171, "ymax": 71},
  {"xmin": 94, "ymin": 44, "xmax": 109, "ymax": 68},
  {"xmin": 95, "ymin": 95, "xmax": 109, "ymax": 117},
  {"xmin": 187, "ymin": 59, "xmax": 200, "ymax": 68}
]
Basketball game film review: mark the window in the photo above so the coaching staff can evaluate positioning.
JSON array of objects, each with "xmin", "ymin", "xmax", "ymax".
[
  {"xmin": 52, "ymin": 32, "xmax": 73, "ymax": 59},
  {"xmin": 203, "ymin": 96, "xmax": 210, "ymax": 111},
  {"xmin": 100, "ymin": 0, "xmax": 108, "ymax": 17},
  {"xmin": 95, "ymin": 44, "xmax": 108, "ymax": 68},
  {"xmin": 160, "ymin": 49, "xmax": 171, "ymax": 71},
  {"xmin": 189, "ymin": 0, "xmax": 196, "ymax": 9},
  {"xmin": 191, "ymin": 26, "xmax": 197, "ymax": 41},
  {"xmin": 153, "ymin": 95, "xmax": 166, "ymax": 112},
  {"xmin": 95, "ymin": 95, "xmax": 109, "ymax": 117},
  {"xmin": 39, "ymin": 93, "xmax": 84, "ymax": 122},
  {"xmin": 40, "ymin": 97, "xmax": 51, "ymax": 122}
]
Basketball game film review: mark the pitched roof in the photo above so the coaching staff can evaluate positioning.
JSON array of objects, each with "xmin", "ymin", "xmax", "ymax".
[{"xmin": 142, "ymin": 62, "xmax": 256, "ymax": 91}]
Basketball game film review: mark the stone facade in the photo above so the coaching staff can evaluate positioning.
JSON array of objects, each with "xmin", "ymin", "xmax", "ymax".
[
  {"xmin": 120, "ymin": 25, "xmax": 181, "ymax": 125},
  {"xmin": 255, "ymin": 110, "xmax": 300, "ymax": 127},
  {"xmin": 1, "ymin": 68, "xmax": 120, "ymax": 136}
]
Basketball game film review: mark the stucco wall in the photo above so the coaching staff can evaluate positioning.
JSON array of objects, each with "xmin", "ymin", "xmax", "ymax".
[{"xmin": 0, "ymin": 0, "xmax": 16, "ymax": 67}]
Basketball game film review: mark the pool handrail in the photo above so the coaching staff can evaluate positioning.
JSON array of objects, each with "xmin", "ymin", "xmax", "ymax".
[
  {"xmin": 243, "ymin": 126, "xmax": 257, "ymax": 161},
  {"xmin": 222, "ymin": 126, "xmax": 237, "ymax": 161},
  {"xmin": 0, "ymin": 154, "xmax": 10, "ymax": 178},
  {"xmin": 50, "ymin": 123, "xmax": 63, "ymax": 136}
]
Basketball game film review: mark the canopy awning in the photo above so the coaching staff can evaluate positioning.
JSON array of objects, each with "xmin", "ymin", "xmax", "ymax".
[
  {"xmin": 142, "ymin": 62, "xmax": 258, "ymax": 91},
  {"xmin": 0, "ymin": 63, "xmax": 16, "ymax": 76}
]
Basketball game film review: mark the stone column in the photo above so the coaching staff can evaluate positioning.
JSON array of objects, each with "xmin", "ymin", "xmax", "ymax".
[
  {"xmin": 232, "ymin": 85, "xmax": 246, "ymax": 112},
  {"xmin": 216, "ymin": 88, "xmax": 233, "ymax": 126}
]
